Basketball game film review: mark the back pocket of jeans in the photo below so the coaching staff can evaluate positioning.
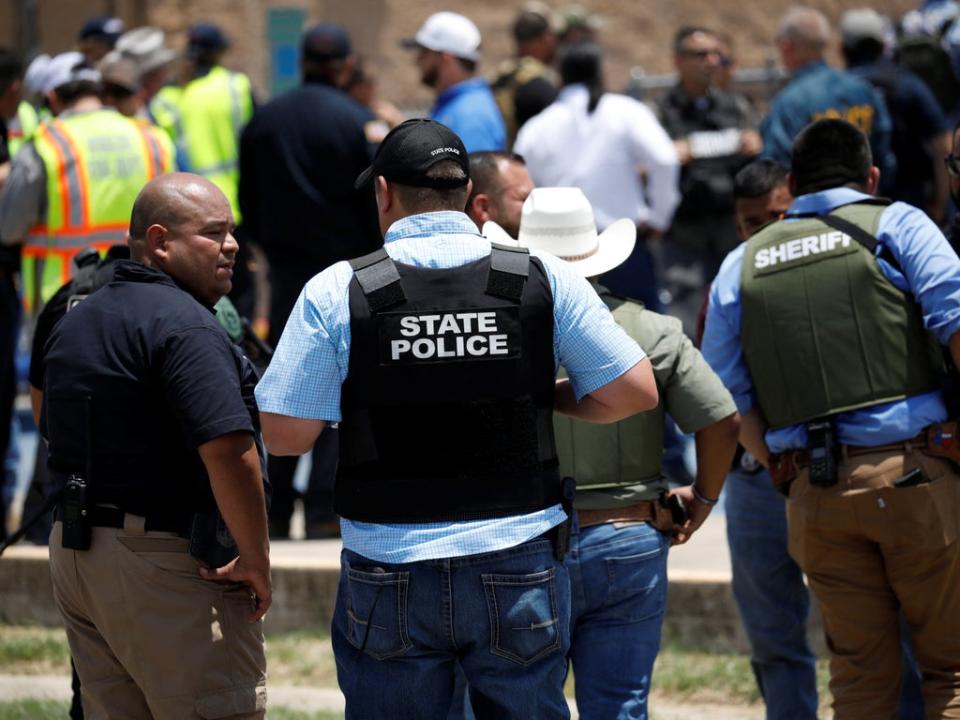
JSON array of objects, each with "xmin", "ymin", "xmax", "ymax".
[
  {"xmin": 482, "ymin": 568, "xmax": 561, "ymax": 666},
  {"xmin": 344, "ymin": 565, "xmax": 412, "ymax": 660}
]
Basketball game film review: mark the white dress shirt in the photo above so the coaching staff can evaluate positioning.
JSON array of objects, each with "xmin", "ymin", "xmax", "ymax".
[{"xmin": 515, "ymin": 84, "xmax": 680, "ymax": 232}]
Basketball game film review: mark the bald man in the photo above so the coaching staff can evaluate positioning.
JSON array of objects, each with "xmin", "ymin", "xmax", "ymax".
[
  {"xmin": 41, "ymin": 173, "xmax": 270, "ymax": 719},
  {"xmin": 761, "ymin": 5, "xmax": 894, "ymax": 185}
]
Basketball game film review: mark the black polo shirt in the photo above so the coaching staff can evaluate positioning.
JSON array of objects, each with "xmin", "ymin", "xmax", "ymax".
[
  {"xmin": 40, "ymin": 261, "xmax": 258, "ymax": 520},
  {"xmin": 237, "ymin": 79, "xmax": 382, "ymax": 268}
]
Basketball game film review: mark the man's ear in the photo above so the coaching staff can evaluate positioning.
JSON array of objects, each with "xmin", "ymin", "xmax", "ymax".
[
  {"xmin": 787, "ymin": 171, "xmax": 797, "ymax": 198},
  {"xmin": 375, "ymin": 176, "xmax": 393, "ymax": 213},
  {"xmin": 865, "ymin": 166, "xmax": 881, "ymax": 195},
  {"xmin": 469, "ymin": 192, "xmax": 491, "ymax": 224},
  {"xmin": 144, "ymin": 224, "xmax": 169, "ymax": 263}
]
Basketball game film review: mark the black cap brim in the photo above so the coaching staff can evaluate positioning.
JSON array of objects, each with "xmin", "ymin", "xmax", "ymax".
[{"xmin": 354, "ymin": 165, "xmax": 376, "ymax": 189}]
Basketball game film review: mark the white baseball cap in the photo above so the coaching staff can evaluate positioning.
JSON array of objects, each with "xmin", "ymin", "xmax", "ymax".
[
  {"xmin": 484, "ymin": 187, "xmax": 637, "ymax": 278},
  {"xmin": 402, "ymin": 12, "xmax": 482, "ymax": 62},
  {"xmin": 42, "ymin": 51, "xmax": 101, "ymax": 94}
]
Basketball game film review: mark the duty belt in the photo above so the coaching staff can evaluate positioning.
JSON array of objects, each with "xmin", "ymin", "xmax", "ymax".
[
  {"xmin": 769, "ymin": 429, "xmax": 934, "ymax": 496},
  {"xmin": 54, "ymin": 504, "xmax": 191, "ymax": 536},
  {"xmin": 577, "ymin": 500, "xmax": 674, "ymax": 532}
]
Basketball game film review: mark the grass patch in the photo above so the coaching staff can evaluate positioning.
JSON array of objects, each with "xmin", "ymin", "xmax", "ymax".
[
  {"xmin": 0, "ymin": 700, "xmax": 70, "ymax": 720},
  {"xmin": 269, "ymin": 711, "xmax": 343, "ymax": 720},
  {"xmin": 0, "ymin": 626, "xmax": 833, "ymax": 714},
  {"xmin": 0, "ymin": 628, "xmax": 70, "ymax": 675},
  {"xmin": 0, "ymin": 701, "xmax": 346, "ymax": 720},
  {"xmin": 266, "ymin": 628, "xmax": 338, "ymax": 687}
]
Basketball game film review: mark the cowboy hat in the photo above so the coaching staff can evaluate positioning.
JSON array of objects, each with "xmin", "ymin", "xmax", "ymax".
[{"xmin": 483, "ymin": 187, "xmax": 636, "ymax": 278}]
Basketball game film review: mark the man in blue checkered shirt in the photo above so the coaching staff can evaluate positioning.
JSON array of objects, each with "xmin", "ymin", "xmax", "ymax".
[{"xmin": 256, "ymin": 119, "xmax": 657, "ymax": 719}]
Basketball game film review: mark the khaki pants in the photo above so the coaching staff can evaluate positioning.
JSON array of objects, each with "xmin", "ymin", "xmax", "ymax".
[
  {"xmin": 786, "ymin": 447, "xmax": 960, "ymax": 720},
  {"xmin": 49, "ymin": 520, "xmax": 266, "ymax": 719}
]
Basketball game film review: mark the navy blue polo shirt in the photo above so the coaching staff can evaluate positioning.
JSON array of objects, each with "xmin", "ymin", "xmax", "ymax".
[
  {"xmin": 40, "ymin": 261, "xmax": 258, "ymax": 520},
  {"xmin": 237, "ymin": 80, "xmax": 382, "ymax": 268}
]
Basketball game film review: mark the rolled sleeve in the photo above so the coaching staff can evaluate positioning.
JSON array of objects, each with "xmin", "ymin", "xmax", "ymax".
[
  {"xmin": 539, "ymin": 252, "xmax": 646, "ymax": 400},
  {"xmin": 254, "ymin": 264, "xmax": 351, "ymax": 421},
  {"xmin": 663, "ymin": 332, "xmax": 738, "ymax": 434},
  {"xmin": 158, "ymin": 327, "xmax": 254, "ymax": 447}
]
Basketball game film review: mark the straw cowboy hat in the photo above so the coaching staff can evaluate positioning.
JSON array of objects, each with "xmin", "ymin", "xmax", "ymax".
[{"xmin": 483, "ymin": 187, "xmax": 636, "ymax": 278}]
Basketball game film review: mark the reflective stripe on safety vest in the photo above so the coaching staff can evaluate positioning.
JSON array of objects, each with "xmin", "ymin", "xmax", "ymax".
[
  {"xmin": 7, "ymin": 101, "xmax": 39, "ymax": 158},
  {"xmin": 160, "ymin": 66, "xmax": 252, "ymax": 218},
  {"xmin": 22, "ymin": 109, "xmax": 174, "ymax": 312}
]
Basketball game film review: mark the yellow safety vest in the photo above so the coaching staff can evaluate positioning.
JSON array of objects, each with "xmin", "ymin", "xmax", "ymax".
[
  {"xmin": 152, "ymin": 66, "xmax": 252, "ymax": 219},
  {"xmin": 7, "ymin": 101, "xmax": 40, "ymax": 158},
  {"xmin": 23, "ymin": 108, "xmax": 174, "ymax": 312}
]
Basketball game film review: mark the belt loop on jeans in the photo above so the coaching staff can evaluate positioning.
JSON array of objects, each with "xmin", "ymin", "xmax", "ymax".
[{"xmin": 122, "ymin": 514, "xmax": 146, "ymax": 534}]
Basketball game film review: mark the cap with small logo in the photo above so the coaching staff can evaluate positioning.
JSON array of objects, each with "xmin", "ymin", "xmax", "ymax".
[
  {"xmin": 79, "ymin": 16, "xmax": 125, "ymax": 44},
  {"xmin": 302, "ymin": 23, "xmax": 352, "ymax": 62},
  {"xmin": 402, "ymin": 12, "xmax": 482, "ymax": 62},
  {"xmin": 354, "ymin": 118, "xmax": 469, "ymax": 189}
]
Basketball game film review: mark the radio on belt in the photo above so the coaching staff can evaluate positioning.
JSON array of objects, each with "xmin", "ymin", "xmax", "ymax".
[{"xmin": 378, "ymin": 308, "xmax": 522, "ymax": 364}]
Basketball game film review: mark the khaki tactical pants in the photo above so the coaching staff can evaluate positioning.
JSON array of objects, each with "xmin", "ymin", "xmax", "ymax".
[
  {"xmin": 49, "ymin": 520, "xmax": 266, "ymax": 719},
  {"xmin": 787, "ymin": 447, "xmax": 960, "ymax": 720}
]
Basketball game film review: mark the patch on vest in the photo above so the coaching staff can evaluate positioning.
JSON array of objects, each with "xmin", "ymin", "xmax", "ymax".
[
  {"xmin": 753, "ymin": 231, "xmax": 854, "ymax": 271},
  {"xmin": 377, "ymin": 307, "xmax": 521, "ymax": 365}
]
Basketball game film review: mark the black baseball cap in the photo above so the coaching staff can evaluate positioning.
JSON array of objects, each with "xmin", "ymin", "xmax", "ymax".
[
  {"xmin": 302, "ymin": 23, "xmax": 352, "ymax": 61},
  {"xmin": 354, "ymin": 119, "xmax": 470, "ymax": 189}
]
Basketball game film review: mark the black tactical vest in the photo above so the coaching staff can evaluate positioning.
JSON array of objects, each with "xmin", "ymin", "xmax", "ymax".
[{"xmin": 336, "ymin": 245, "xmax": 560, "ymax": 523}]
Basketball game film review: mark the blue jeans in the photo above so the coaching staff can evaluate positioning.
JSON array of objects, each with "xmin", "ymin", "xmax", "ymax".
[
  {"xmin": 331, "ymin": 535, "xmax": 571, "ymax": 719},
  {"xmin": 567, "ymin": 516, "xmax": 670, "ymax": 720},
  {"xmin": 725, "ymin": 467, "xmax": 925, "ymax": 720}
]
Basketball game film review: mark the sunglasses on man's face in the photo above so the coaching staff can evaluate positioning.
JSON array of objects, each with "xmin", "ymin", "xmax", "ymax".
[{"xmin": 945, "ymin": 153, "xmax": 960, "ymax": 178}]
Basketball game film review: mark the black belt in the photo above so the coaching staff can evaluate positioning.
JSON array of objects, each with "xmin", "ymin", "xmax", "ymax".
[{"xmin": 55, "ymin": 505, "xmax": 191, "ymax": 535}]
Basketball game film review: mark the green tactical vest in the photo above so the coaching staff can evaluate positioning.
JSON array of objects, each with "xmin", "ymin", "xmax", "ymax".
[
  {"xmin": 554, "ymin": 293, "xmax": 668, "ymax": 510},
  {"xmin": 740, "ymin": 201, "xmax": 944, "ymax": 429}
]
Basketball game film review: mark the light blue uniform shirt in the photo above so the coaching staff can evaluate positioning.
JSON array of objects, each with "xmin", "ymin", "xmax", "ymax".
[
  {"xmin": 432, "ymin": 78, "xmax": 506, "ymax": 153},
  {"xmin": 702, "ymin": 188, "xmax": 960, "ymax": 452},
  {"xmin": 256, "ymin": 211, "xmax": 646, "ymax": 562}
]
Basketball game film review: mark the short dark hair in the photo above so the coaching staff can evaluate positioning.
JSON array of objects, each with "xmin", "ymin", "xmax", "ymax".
[
  {"xmin": 674, "ymin": 26, "xmax": 713, "ymax": 53},
  {"xmin": 791, "ymin": 119, "xmax": 872, "ymax": 196},
  {"xmin": 513, "ymin": 11, "xmax": 551, "ymax": 44},
  {"xmin": 0, "ymin": 49, "xmax": 23, "ymax": 95},
  {"xmin": 391, "ymin": 160, "xmax": 470, "ymax": 212},
  {"xmin": 54, "ymin": 79, "xmax": 102, "ymax": 105},
  {"xmin": 841, "ymin": 37, "xmax": 884, "ymax": 65},
  {"xmin": 456, "ymin": 56, "xmax": 477, "ymax": 74},
  {"xmin": 467, "ymin": 151, "xmax": 526, "ymax": 204},
  {"xmin": 734, "ymin": 160, "xmax": 789, "ymax": 200}
]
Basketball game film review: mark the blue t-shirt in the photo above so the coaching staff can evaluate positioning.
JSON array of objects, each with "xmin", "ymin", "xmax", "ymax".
[
  {"xmin": 431, "ymin": 78, "xmax": 506, "ymax": 153},
  {"xmin": 255, "ymin": 211, "xmax": 646, "ymax": 562},
  {"xmin": 760, "ymin": 61, "xmax": 895, "ymax": 182},
  {"xmin": 702, "ymin": 188, "xmax": 960, "ymax": 452}
]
